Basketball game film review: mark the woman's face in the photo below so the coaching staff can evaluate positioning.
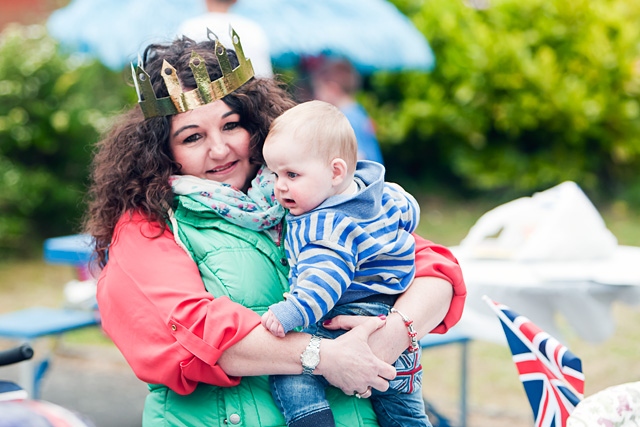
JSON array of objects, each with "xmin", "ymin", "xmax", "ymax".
[{"xmin": 169, "ymin": 100, "xmax": 259, "ymax": 192}]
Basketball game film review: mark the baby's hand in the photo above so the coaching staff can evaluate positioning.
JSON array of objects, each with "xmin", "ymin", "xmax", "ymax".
[{"xmin": 261, "ymin": 310, "xmax": 285, "ymax": 338}]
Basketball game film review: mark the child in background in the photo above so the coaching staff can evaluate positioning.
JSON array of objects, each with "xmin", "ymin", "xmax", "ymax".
[
  {"xmin": 310, "ymin": 57, "xmax": 384, "ymax": 164},
  {"xmin": 261, "ymin": 100, "xmax": 431, "ymax": 427}
]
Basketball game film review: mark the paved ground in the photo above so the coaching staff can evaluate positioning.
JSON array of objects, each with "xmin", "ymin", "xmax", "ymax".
[
  {"xmin": 0, "ymin": 345, "xmax": 147, "ymax": 427},
  {"xmin": 1, "ymin": 343, "xmax": 532, "ymax": 427}
]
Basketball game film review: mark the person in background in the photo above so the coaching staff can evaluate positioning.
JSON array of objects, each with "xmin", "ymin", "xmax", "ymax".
[
  {"xmin": 261, "ymin": 100, "xmax": 430, "ymax": 426},
  {"xmin": 84, "ymin": 32, "xmax": 466, "ymax": 426},
  {"xmin": 177, "ymin": 0, "xmax": 273, "ymax": 78},
  {"xmin": 310, "ymin": 57, "xmax": 384, "ymax": 164}
]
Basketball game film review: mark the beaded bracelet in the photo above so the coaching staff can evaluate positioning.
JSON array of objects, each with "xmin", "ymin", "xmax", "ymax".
[{"xmin": 389, "ymin": 308, "xmax": 420, "ymax": 353}]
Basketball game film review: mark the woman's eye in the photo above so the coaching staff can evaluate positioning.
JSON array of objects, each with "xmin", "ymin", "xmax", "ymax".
[
  {"xmin": 183, "ymin": 133, "xmax": 202, "ymax": 144},
  {"xmin": 223, "ymin": 122, "xmax": 240, "ymax": 131}
]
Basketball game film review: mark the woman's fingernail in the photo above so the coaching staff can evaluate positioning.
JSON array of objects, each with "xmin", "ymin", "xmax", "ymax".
[
  {"xmin": 323, "ymin": 319, "xmax": 332, "ymax": 326},
  {"xmin": 378, "ymin": 314, "xmax": 386, "ymax": 320}
]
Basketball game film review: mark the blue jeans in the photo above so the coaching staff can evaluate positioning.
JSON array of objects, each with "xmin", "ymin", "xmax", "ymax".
[{"xmin": 270, "ymin": 301, "xmax": 432, "ymax": 427}]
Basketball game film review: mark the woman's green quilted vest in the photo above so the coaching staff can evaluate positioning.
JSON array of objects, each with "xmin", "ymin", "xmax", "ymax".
[{"xmin": 142, "ymin": 197, "xmax": 379, "ymax": 426}]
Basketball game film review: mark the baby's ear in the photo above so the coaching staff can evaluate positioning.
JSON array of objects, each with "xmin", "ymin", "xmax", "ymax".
[{"xmin": 330, "ymin": 158, "xmax": 348, "ymax": 185}]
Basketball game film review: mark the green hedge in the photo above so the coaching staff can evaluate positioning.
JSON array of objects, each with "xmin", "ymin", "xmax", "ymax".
[
  {"xmin": 0, "ymin": 24, "xmax": 134, "ymax": 255},
  {"xmin": 3, "ymin": 1, "xmax": 640, "ymax": 254},
  {"xmin": 372, "ymin": 0, "xmax": 640, "ymax": 197}
]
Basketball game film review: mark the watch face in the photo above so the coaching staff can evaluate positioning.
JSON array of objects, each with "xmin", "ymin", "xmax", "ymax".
[{"xmin": 302, "ymin": 351, "xmax": 320, "ymax": 368}]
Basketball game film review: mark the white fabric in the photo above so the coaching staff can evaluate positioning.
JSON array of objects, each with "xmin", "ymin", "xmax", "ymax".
[
  {"xmin": 177, "ymin": 12, "xmax": 274, "ymax": 78},
  {"xmin": 454, "ymin": 182, "xmax": 637, "ymax": 345},
  {"xmin": 453, "ymin": 245, "xmax": 640, "ymax": 345},
  {"xmin": 568, "ymin": 382, "xmax": 640, "ymax": 426},
  {"xmin": 459, "ymin": 181, "xmax": 618, "ymax": 261}
]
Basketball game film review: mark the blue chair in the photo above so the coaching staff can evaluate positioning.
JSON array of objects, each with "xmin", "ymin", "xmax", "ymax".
[
  {"xmin": 420, "ymin": 329, "xmax": 471, "ymax": 427},
  {"xmin": 43, "ymin": 234, "xmax": 95, "ymax": 281},
  {"xmin": 0, "ymin": 235, "xmax": 100, "ymax": 398},
  {"xmin": 0, "ymin": 307, "xmax": 100, "ymax": 398}
]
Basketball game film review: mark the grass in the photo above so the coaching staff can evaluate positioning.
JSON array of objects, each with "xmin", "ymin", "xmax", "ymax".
[
  {"xmin": 0, "ymin": 260, "xmax": 112, "ymax": 346},
  {"xmin": 1, "ymin": 193, "xmax": 640, "ymax": 426},
  {"xmin": 422, "ymin": 303, "xmax": 640, "ymax": 425}
]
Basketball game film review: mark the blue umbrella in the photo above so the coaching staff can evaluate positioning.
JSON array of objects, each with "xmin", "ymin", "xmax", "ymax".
[
  {"xmin": 47, "ymin": 0, "xmax": 205, "ymax": 70},
  {"xmin": 47, "ymin": 0, "xmax": 434, "ymax": 74},
  {"xmin": 231, "ymin": 0, "xmax": 435, "ymax": 74}
]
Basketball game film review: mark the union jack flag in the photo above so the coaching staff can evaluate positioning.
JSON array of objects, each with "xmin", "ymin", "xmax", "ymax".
[
  {"xmin": 483, "ymin": 295, "xmax": 584, "ymax": 427},
  {"xmin": 390, "ymin": 350, "xmax": 422, "ymax": 394}
]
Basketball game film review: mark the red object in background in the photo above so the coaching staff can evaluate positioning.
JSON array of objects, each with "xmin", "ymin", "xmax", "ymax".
[{"xmin": 0, "ymin": 0, "xmax": 66, "ymax": 31}]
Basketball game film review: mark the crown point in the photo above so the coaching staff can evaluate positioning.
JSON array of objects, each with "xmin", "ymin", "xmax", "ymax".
[
  {"xmin": 206, "ymin": 28, "xmax": 219, "ymax": 43},
  {"xmin": 135, "ymin": 31, "xmax": 255, "ymax": 119},
  {"xmin": 131, "ymin": 63, "xmax": 142, "ymax": 102}
]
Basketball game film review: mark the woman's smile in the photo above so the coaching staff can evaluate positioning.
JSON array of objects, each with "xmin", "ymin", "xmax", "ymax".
[
  {"xmin": 207, "ymin": 161, "xmax": 238, "ymax": 175},
  {"xmin": 170, "ymin": 101, "xmax": 258, "ymax": 192}
]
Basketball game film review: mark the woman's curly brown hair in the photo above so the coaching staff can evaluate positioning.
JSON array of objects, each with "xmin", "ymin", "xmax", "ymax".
[{"xmin": 83, "ymin": 36, "xmax": 296, "ymax": 267}]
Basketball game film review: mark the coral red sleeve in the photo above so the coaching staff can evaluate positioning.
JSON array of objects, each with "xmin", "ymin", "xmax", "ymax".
[
  {"xmin": 96, "ymin": 212, "xmax": 261, "ymax": 395},
  {"xmin": 413, "ymin": 233, "xmax": 467, "ymax": 334}
]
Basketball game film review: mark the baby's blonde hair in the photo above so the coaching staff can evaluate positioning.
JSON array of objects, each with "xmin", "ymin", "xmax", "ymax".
[{"xmin": 267, "ymin": 100, "xmax": 358, "ymax": 171}]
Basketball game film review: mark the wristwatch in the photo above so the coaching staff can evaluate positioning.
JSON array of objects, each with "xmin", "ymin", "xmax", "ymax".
[{"xmin": 300, "ymin": 335, "xmax": 322, "ymax": 375}]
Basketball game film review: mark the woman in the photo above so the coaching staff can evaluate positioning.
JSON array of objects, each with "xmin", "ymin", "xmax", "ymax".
[{"xmin": 84, "ymin": 34, "xmax": 466, "ymax": 427}]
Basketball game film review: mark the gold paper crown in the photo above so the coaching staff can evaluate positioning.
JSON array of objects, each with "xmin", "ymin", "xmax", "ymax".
[{"xmin": 132, "ymin": 27, "xmax": 255, "ymax": 119}]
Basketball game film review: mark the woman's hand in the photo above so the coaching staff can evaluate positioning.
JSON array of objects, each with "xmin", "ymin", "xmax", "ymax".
[
  {"xmin": 326, "ymin": 276, "xmax": 455, "ymax": 365},
  {"xmin": 324, "ymin": 314, "xmax": 408, "ymax": 364},
  {"xmin": 315, "ymin": 316, "xmax": 396, "ymax": 396}
]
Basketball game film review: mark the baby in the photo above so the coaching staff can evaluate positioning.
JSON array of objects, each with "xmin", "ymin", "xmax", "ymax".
[{"xmin": 261, "ymin": 100, "xmax": 430, "ymax": 427}]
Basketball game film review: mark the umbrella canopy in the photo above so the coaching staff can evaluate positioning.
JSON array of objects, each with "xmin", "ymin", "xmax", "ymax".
[
  {"xmin": 47, "ymin": 0, "xmax": 205, "ymax": 70},
  {"xmin": 46, "ymin": 0, "xmax": 433, "ymax": 74},
  {"xmin": 231, "ymin": 0, "xmax": 435, "ymax": 74}
]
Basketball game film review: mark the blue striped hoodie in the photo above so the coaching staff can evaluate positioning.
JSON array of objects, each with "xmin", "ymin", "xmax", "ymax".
[{"xmin": 269, "ymin": 160, "xmax": 420, "ymax": 333}]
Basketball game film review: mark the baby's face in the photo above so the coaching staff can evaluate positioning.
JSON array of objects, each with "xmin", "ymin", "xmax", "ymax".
[{"xmin": 263, "ymin": 133, "xmax": 337, "ymax": 216}]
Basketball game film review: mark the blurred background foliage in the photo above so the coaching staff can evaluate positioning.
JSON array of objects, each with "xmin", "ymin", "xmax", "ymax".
[
  {"xmin": 0, "ymin": 24, "xmax": 134, "ymax": 256},
  {"xmin": 1, "ymin": 0, "xmax": 640, "ymax": 256},
  {"xmin": 370, "ymin": 0, "xmax": 640, "ymax": 198}
]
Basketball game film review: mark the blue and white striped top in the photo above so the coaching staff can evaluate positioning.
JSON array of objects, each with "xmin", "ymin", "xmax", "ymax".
[{"xmin": 269, "ymin": 160, "xmax": 420, "ymax": 333}]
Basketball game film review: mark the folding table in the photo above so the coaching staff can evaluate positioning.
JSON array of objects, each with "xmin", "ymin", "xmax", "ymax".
[
  {"xmin": 0, "ymin": 307, "xmax": 99, "ymax": 398},
  {"xmin": 0, "ymin": 234, "xmax": 99, "ymax": 398},
  {"xmin": 421, "ymin": 329, "xmax": 471, "ymax": 427}
]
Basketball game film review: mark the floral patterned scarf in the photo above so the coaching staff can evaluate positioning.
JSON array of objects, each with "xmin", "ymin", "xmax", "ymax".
[{"xmin": 170, "ymin": 165, "xmax": 285, "ymax": 233}]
